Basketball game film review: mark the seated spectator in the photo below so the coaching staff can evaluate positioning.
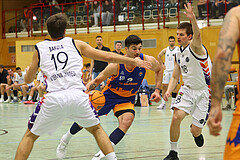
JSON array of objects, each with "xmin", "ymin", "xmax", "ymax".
[
  {"xmin": 0, "ymin": 64, "xmax": 9, "ymax": 102},
  {"xmin": 208, "ymin": 0, "xmax": 217, "ymax": 19},
  {"xmin": 226, "ymin": 0, "xmax": 238, "ymax": 12},
  {"xmin": 197, "ymin": 0, "xmax": 207, "ymax": 20},
  {"xmin": 12, "ymin": 67, "xmax": 34, "ymax": 103},
  {"xmin": 102, "ymin": 0, "xmax": 113, "ymax": 26},
  {"xmin": 4, "ymin": 69, "xmax": 17, "ymax": 103},
  {"xmin": 223, "ymin": 85, "xmax": 236, "ymax": 110},
  {"xmin": 25, "ymin": 71, "xmax": 46, "ymax": 103},
  {"xmin": 92, "ymin": 1, "xmax": 103, "ymax": 27},
  {"xmin": 215, "ymin": 0, "xmax": 225, "ymax": 19},
  {"xmin": 112, "ymin": 0, "xmax": 121, "ymax": 19}
]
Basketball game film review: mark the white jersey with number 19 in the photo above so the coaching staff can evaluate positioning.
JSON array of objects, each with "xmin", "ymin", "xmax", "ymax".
[{"xmin": 35, "ymin": 37, "xmax": 86, "ymax": 92}]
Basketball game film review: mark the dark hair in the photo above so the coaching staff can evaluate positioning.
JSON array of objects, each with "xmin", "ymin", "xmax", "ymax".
[
  {"xmin": 85, "ymin": 63, "xmax": 91, "ymax": 68},
  {"xmin": 169, "ymin": 36, "xmax": 175, "ymax": 40},
  {"xmin": 96, "ymin": 35, "xmax": 102, "ymax": 39},
  {"xmin": 0, "ymin": 64, "xmax": 4, "ymax": 68},
  {"xmin": 125, "ymin": 35, "xmax": 142, "ymax": 48},
  {"xmin": 115, "ymin": 41, "xmax": 122, "ymax": 45},
  {"xmin": 46, "ymin": 13, "xmax": 67, "ymax": 39},
  {"xmin": 177, "ymin": 22, "xmax": 193, "ymax": 36},
  {"xmin": 16, "ymin": 67, "xmax": 21, "ymax": 70}
]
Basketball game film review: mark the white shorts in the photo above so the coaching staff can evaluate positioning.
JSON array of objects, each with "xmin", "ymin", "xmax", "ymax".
[
  {"xmin": 172, "ymin": 85, "xmax": 210, "ymax": 128},
  {"xmin": 162, "ymin": 70, "xmax": 173, "ymax": 84},
  {"xmin": 28, "ymin": 89, "xmax": 99, "ymax": 136}
]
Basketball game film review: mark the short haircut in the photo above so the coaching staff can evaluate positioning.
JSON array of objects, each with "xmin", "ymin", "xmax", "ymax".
[
  {"xmin": 115, "ymin": 41, "xmax": 122, "ymax": 45},
  {"xmin": 169, "ymin": 36, "xmax": 175, "ymax": 40},
  {"xmin": 125, "ymin": 35, "xmax": 142, "ymax": 48},
  {"xmin": 0, "ymin": 64, "xmax": 4, "ymax": 68},
  {"xmin": 46, "ymin": 13, "xmax": 67, "ymax": 39},
  {"xmin": 16, "ymin": 67, "xmax": 21, "ymax": 70},
  {"xmin": 177, "ymin": 22, "xmax": 193, "ymax": 36},
  {"xmin": 85, "ymin": 63, "xmax": 91, "ymax": 68},
  {"xmin": 96, "ymin": 35, "xmax": 102, "ymax": 39}
]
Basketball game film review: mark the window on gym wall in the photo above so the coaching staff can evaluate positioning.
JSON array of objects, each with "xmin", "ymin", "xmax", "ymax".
[
  {"xmin": 8, "ymin": 46, "xmax": 16, "ymax": 53},
  {"xmin": 21, "ymin": 45, "xmax": 34, "ymax": 52}
]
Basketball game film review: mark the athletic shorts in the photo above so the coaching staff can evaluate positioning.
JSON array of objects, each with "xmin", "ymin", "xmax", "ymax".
[
  {"xmin": 97, "ymin": 89, "xmax": 135, "ymax": 116},
  {"xmin": 28, "ymin": 89, "xmax": 99, "ymax": 136},
  {"xmin": 224, "ymin": 107, "xmax": 240, "ymax": 160},
  {"xmin": 162, "ymin": 70, "xmax": 173, "ymax": 84},
  {"xmin": 172, "ymin": 85, "xmax": 210, "ymax": 128}
]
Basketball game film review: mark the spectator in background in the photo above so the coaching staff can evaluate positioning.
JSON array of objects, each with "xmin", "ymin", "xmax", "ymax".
[
  {"xmin": 112, "ymin": 41, "xmax": 124, "ymax": 55},
  {"xmin": 20, "ymin": 6, "xmax": 30, "ymax": 32},
  {"xmin": 102, "ymin": 0, "xmax": 113, "ymax": 26},
  {"xmin": 92, "ymin": 1, "xmax": 102, "ymax": 27},
  {"xmin": 215, "ymin": 0, "xmax": 225, "ymax": 19},
  {"xmin": 226, "ymin": 0, "xmax": 238, "ymax": 11},
  {"xmin": 113, "ymin": 0, "xmax": 121, "ymax": 20},
  {"xmin": 197, "ymin": 0, "xmax": 207, "ymax": 20},
  {"xmin": 208, "ymin": 0, "xmax": 217, "ymax": 19},
  {"xmin": 90, "ymin": 36, "xmax": 111, "ymax": 91},
  {"xmin": 4, "ymin": 69, "xmax": 17, "ymax": 103},
  {"xmin": 0, "ymin": 65, "xmax": 8, "ymax": 102}
]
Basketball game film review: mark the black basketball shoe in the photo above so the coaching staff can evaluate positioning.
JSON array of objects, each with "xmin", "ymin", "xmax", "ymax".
[
  {"xmin": 163, "ymin": 150, "xmax": 179, "ymax": 160},
  {"xmin": 194, "ymin": 134, "xmax": 204, "ymax": 147}
]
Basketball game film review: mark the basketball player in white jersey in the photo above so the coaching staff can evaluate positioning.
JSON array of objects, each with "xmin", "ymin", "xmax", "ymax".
[
  {"xmin": 14, "ymin": 13, "xmax": 151, "ymax": 160},
  {"xmin": 163, "ymin": 3, "xmax": 212, "ymax": 160},
  {"xmin": 157, "ymin": 36, "xmax": 179, "ymax": 110}
]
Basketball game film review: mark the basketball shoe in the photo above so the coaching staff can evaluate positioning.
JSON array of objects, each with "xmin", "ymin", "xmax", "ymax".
[
  {"xmin": 92, "ymin": 150, "xmax": 105, "ymax": 160},
  {"xmin": 163, "ymin": 150, "xmax": 179, "ymax": 160},
  {"xmin": 157, "ymin": 103, "xmax": 166, "ymax": 110},
  {"xmin": 56, "ymin": 139, "xmax": 68, "ymax": 160},
  {"xmin": 4, "ymin": 98, "xmax": 11, "ymax": 103},
  {"xmin": 193, "ymin": 134, "xmax": 204, "ymax": 147}
]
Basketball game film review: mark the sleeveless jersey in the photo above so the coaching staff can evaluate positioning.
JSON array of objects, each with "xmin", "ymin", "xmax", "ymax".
[
  {"xmin": 16, "ymin": 72, "xmax": 26, "ymax": 84},
  {"xmin": 165, "ymin": 46, "xmax": 180, "ymax": 71},
  {"xmin": 103, "ymin": 53, "xmax": 146, "ymax": 98},
  {"xmin": 35, "ymin": 37, "xmax": 86, "ymax": 92},
  {"xmin": 175, "ymin": 45, "xmax": 212, "ymax": 90}
]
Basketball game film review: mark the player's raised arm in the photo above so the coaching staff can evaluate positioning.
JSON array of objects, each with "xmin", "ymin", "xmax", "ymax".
[{"xmin": 184, "ymin": 3, "xmax": 205, "ymax": 56}]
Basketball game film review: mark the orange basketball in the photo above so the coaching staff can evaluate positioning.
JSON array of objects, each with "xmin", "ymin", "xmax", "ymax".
[{"xmin": 89, "ymin": 90, "xmax": 106, "ymax": 111}]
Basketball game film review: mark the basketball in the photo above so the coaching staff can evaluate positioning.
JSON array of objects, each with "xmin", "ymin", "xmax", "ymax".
[{"xmin": 89, "ymin": 90, "xmax": 106, "ymax": 111}]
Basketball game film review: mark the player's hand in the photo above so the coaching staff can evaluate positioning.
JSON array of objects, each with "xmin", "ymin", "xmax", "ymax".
[
  {"xmin": 134, "ymin": 57, "xmax": 152, "ymax": 70},
  {"xmin": 163, "ymin": 92, "xmax": 171, "ymax": 101},
  {"xmin": 150, "ymin": 91, "xmax": 161, "ymax": 103},
  {"xmin": 184, "ymin": 3, "xmax": 195, "ymax": 20},
  {"xmin": 207, "ymin": 106, "xmax": 222, "ymax": 136}
]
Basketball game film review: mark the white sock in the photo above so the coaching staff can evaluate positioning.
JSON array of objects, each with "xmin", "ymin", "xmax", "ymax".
[
  {"xmin": 1, "ymin": 95, "xmax": 4, "ymax": 100},
  {"xmin": 171, "ymin": 98, "xmax": 176, "ymax": 104},
  {"xmin": 61, "ymin": 130, "xmax": 72, "ymax": 144},
  {"xmin": 13, "ymin": 96, "xmax": 17, "ymax": 100},
  {"xmin": 8, "ymin": 96, "xmax": 11, "ymax": 100},
  {"xmin": 28, "ymin": 96, "xmax": 32, "ymax": 101},
  {"xmin": 170, "ymin": 141, "xmax": 178, "ymax": 152},
  {"xmin": 105, "ymin": 152, "xmax": 117, "ymax": 160},
  {"xmin": 161, "ymin": 99, "xmax": 166, "ymax": 105},
  {"xmin": 22, "ymin": 96, "xmax": 27, "ymax": 101}
]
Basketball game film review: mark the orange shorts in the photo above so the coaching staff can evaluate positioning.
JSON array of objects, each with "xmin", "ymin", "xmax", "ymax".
[{"xmin": 224, "ymin": 114, "xmax": 240, "ymax": 160}]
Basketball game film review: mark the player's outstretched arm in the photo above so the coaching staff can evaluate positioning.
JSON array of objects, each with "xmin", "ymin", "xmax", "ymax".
[
  {"xmin": 24, "ymin": 50, "xmax": 39, "ymax": 84},
  {"xmin": 75, "ymin": 40, "xmax": 152, "ymax": 70},
  {"xmin": 164, "ymin": 61, "xmax": 181, "ymax": 101},
  {"xmin": 86, "ymin": 63, "xmax": 118, "ymax": 91},
  {"xmin": 145, "ymin": 55, "xmax": 163, "ymax": 102},
  {"xmin": 184, "ymin": 3, "xmax": 205, "ymax": 56},
  {"xmin": 208, "ymin": 7, "xmax": 240, "ymax": 136}
]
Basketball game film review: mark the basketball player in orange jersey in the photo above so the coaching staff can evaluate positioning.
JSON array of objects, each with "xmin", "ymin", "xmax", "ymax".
[
  {"xmin": 56, "ymin": 35, "xmax": 163, "ymax": 160},
  {"xmin": 208, "ymin": 6, "xmax": 240, "ymax": 160}
]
